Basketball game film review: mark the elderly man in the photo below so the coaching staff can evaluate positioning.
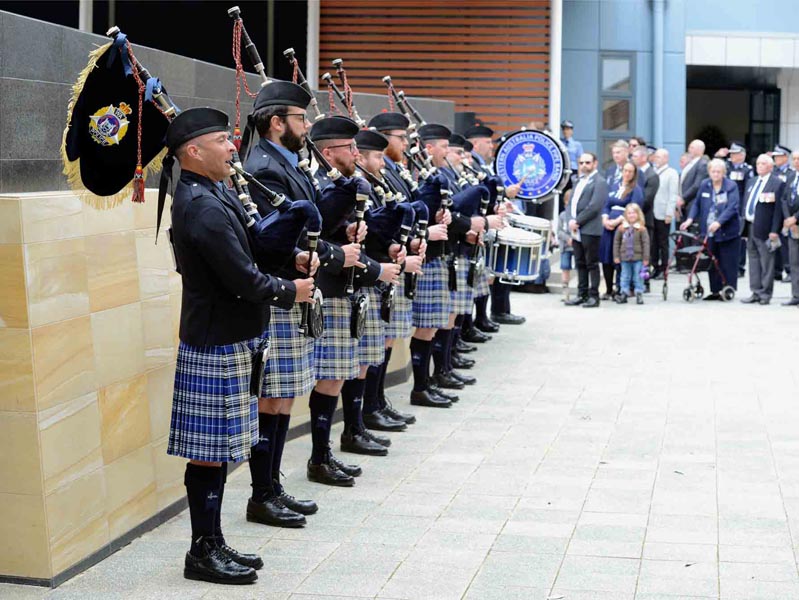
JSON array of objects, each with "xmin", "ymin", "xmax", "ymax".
[
  {"xmin": 605, "ymin": 139, "xmax": 629, "ymax": 190},
  {"xmin": 677, "ymin": 139, "xmax": 708, "ymax": 220},
  {"xmin": 740, "ymin": 154, "xmax": 786, "ymax": 305},
  {"xmin": 651, "ymin": 149, "xmax": 679, "ymax": 278}
]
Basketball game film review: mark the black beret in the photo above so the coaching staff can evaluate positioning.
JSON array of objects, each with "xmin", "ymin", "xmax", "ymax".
[
  {"xmin": 355, "ymin": 129, "xmax": 389, "ymax": 151},
  {"xmin": 463, "ymin": 124, "xmax": 494, "ymax": 139},
  {"xmin": 254, "ymin": 80, "xmax": 311, "ymax": 111},
  {"xmin": 449, "ymin": 133, "xmax": 466, "ymax": 148},
  {"xmin": 166, "ymin": 107, "xmax": 229, "ymax": 152},
  {"xmin": 418, "ymin": 123, "xmax": 452, "ymax": 142},
  {"xmin": 463, "ymin": 140, "xmax": 473, "ymax": 152},
  {"xmin": 368, "ymin": 112, "xmax": 410, "ymax": 132},
  {"xmin": 309, "ymin": 116, "xmax": 360, "ymax": 141}
]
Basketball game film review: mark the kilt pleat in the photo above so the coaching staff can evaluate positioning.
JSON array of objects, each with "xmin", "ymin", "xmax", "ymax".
[
  {"xmin": 474, "ymin": 267, "xmax": 490, "ymax": 297},
  {"xmin": 450, "ymin": 256, "xmax": 475, "ymax": 315},
  {"xmin": 358, "ymin": 287, "xmax": 386, "ymax": 367},
  {"xmin": 262, "ymin": 304, "xmax": 315, "ymax": 399},
  {"xmin": 412, "ymin": 257, "xmax": 450, "ymax": 329},
  {"xmin": 314, "ymin": 296, "xmax": 359, "ymax": 381},
  {"xmin": 168, "ymin": 336, "xmax": 264, "ymax": 463},
  {"xmin": 385, "ymin": 277, "xmax": 412, "ymax": 340}
]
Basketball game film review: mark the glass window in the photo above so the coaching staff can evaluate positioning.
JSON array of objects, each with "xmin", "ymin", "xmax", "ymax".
[
  {"xmin": 602, "ymin": 58, "xmax": 631, "ymax": 93},
  {"xmin": 602, "ymin": 99, "xmax": 630, "ymax": 131}
]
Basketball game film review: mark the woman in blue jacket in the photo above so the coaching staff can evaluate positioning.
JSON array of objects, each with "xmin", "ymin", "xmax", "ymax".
[
  {"xmin": 599, "ymin": 161, "xmax": 644, "ymax": 298},
  {"xmin": 680, "ymin": 158, "xmax": 741, "ymax": 299}
]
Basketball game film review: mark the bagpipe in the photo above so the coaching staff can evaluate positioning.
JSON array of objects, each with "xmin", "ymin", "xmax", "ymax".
[
  {"xmin": 61, "ymin": 26, "xmax": 176, "ymax": 208},
  {"xmin": 228, "ymin": 160, "xmax": 325, "ymax": 338},
  {"xmin": 322, "ymin": 59, "xmax": 366, "ymax": 127},
  {"xmin": 283, "ymin": 47, "xmax": 324, "ymax": 121},
  {"xmin": 405, "ymin": 201, "xmax": 429, "ymax": 300}
]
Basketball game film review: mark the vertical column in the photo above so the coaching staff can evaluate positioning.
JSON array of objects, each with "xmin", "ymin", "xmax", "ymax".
[
  {"xmin": 653, "ymin": 0, "xmax": 665, "ymax": 147},
  {"xmin": 549, "ymin": 0, "xmax": 563, "ymax": 223},
  {"xmin": 307, "ymin": 0, "xmax": 321, "ymax": 90},
  {"xmin": 79, "ymin": 0, "xmax": 93, "ymax": 32}
]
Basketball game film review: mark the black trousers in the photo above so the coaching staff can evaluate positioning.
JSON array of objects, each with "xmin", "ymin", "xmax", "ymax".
[
  {"xmin": 573, "ymin": 234, "xmax": 601, "ymax": 299},
  {"xmin": 652, "ymin": 219, "xmax": 670, "ymax": 272}
]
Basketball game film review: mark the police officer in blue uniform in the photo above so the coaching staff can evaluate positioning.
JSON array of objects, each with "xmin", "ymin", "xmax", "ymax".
[
  {"xmin": 560, "ymin": 119, "xmax": 584, "ymax": 169},
  {"xmin": 772, "ymin": 144, "xmax": 793, "ymax": 281}
]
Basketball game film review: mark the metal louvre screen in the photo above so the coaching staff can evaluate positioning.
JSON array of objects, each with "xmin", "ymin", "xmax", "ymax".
[{"xmin": 319, "ymin": 0, "xmax": 551, "ymax": 134}]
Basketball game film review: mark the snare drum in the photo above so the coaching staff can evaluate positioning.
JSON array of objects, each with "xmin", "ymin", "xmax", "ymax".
[
  {"xmin": 508, "ymin": 215, "xmax": 550, "ymax": 256},
  {"xmin": 488, "ymin": 227, "xmax": 543, "ymax": 285}
]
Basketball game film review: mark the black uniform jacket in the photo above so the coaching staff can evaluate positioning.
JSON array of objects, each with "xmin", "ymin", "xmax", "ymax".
[
  {"xmin": 170, "ymin": 170, "xmax": 296, "ymax": 346},
  {"xmin": 244, "ymin": 137, "xmax": 346, "ymax": 280}
]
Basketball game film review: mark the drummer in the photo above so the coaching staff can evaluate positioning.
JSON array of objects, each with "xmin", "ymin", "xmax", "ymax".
[{"xmin": 599, "ymin": 161, "xmax": 644, "ymax": 299}]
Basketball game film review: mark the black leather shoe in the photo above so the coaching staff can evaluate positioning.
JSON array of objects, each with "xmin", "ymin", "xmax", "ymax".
[
  {"xmin": 432, "ymin": 371, "xmax": 465, "ymax": 389},
  {"xmin": 474, "ymin": 319, "xmax": 500, "ymax": 333},
  {"xmin": 362, "ymin": 428, "xmax": 391, "ymax": 447},
  {"xmin": 307, "ymin": 459, "xmax": 355, "ymax": 486},
  {"xmin": 456, "ymin": 340, "xmax": 477, "ymax": 353},
  {"xmin": 564, "ymin": 296, "xmax": 587, "ymax": 306},
  {"xmin": 410, "ymin": 389, "xmax": 451, "ymax": 408},
  {"xmin": 246, "ymin": 497, "xmax": 306, "ymax": 528},
  {"xmin": 702, "ymin": 293, "xmax": 721, "ymax": 301},
  {"xmin": 275, "ymin": 487, "xmax": 318, "ymax": 516},
  {"xmin": 615, "ymin": 293, "xmax": 627, "ymax": 304},
  {"xmin": 740, "ymin": 295, "xmax": 760, "ymax": 304},
  {"xmin": 341, "ymin": 429, "xmax": 388, "ymax": 456},
  {"xmin": 185, "ymin": 539, "xmax": 257, "ymax": 585},
  {"xmin": 451, "ymin": 354, "xmax": 475, "ymax": 369},
  {"xmin": 782, "ymin": 298, "xmax": 799, "ymax": 306},
  {"xmin": 216, "ymin": 539, "xmax": 264, "ymax": 570},
  {"xmin": 759, "ymin": 297, "xmax": 770, "ymax": 305},
  {"xmin": 492, "ymin": 312, "xmax": 526, "ymax": 325},
  {"xmin": 363, "ymin": 410, "xmax": 407, "ymax": 432},
  {"xmin": 582, "ymin": 297, "xmax": 600, "ymax": 308},
  {"xmin": 428, "ymin": 384, "xmax": 459, "ymax": 402},
  {"xmin": 462, "ymin": 328, "xmax": 491, "ymax": 343},
  {"xmin": 380, "ymin": 401, "xmax": 416, "ymax": 425},
  {"xmin": 328, "ymin": 451, "xmax": 362, "ymax": 477},
  {"xmin": 450, "ymin": 370, "xmax": 476, "ymax": 385}
]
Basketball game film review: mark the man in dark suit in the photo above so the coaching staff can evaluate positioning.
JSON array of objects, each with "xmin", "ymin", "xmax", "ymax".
[
  {"xmin": 740, "ymin": 154, "xmax": 785, "ymax": 305},
  {"xmin": 604, "ymin": 139, "xmax": 629, "ymax": 190},
  {"xmin": 678, "ymin": 139, "xmax": 708, "ymax": 220},
  {"xmin": 565, "ymin": 153, "xmax": 609, "ymax": 307},
  {"xmin": 632, "ymin": 147, "xmax": 660, "ymax": 279}
]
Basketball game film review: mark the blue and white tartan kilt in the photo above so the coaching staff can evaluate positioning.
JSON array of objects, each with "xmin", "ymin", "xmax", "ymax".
[
  {"xmin": 262, "ymin": 304, "xmax": 315, "ymax": 399},
  {"xmin": 314, "ymin": 296, "xmax": 359, "ymax": 381},
  {"xmin": 474, "ymin": 246, "xmax": 491, "ymax": 297},
  {"xmin": 451, "ymin": 256, "xmax": 474, "ymax": 315},
  {"xmin": 412, "ymin": 257, "xmax": 450, "ymax": 329},
  {"xmin": 358, "ymin": 287, "xmax": 385, "ymax": 367},
  {"xmin": 385, "ymin": 277, "xmax": 412, "ymax": 340},
  {"xmin": 168, "ymin": 335, "xmax": 266, "ymax": 463}
]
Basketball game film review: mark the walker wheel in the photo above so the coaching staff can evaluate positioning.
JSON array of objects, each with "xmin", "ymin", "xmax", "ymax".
[
  {"xmin": 694, "ymin": 285, "xmax": 704, "ymax": 299},
  {"xmin": 662, "ymin": 283, "xmax": 668, "ymax": 301},
  {"xmin": 683, "ymin": 288, "xmax": 694, "ymax": 302},
  {"xmin": 721, "ymin": 286, "xmax": 735, "ymax": 302}
]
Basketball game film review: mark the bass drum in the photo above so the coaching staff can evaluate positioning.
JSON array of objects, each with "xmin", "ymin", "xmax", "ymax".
[{"xmin": 493, "ymin": 129, "xmax": 571, "ymax": 203}]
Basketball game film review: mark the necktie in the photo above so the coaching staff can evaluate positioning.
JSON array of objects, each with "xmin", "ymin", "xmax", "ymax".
[{"xmin": 746, "ymin": 178, "xmax": 763, "ymax": 221}]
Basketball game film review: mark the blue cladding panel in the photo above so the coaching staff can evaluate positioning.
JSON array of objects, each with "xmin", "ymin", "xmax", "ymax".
[
  {"xmin": 685, "ymin": 0, "xmax": 799, "ymax": 34},
  {"xmin": 563, "ymin": 0, "xmax": 600, "ymax": 51},
  {"xmin": 635, "ymin": 51, "xmax": 653, "ymax": 143},
  {"xmin": 562, "ymin": 49, "xmax": 600, "ymax": 145},
  {"xmin": 599, "ymin": 0, "xmax": 652, "ymax": 52},
  {"xmin": 663, "ymin": 52, "xmax": 687, "ymax": 148}
]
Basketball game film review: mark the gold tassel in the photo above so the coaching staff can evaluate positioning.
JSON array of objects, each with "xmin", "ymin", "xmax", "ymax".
[{"xmin": 60, "ymin": 42, "xmax": 165, "ymax": 210}]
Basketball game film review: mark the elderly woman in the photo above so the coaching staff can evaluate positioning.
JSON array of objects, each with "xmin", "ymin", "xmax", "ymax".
[
  {"xmin": 680, "ymin": 158, "xmax": 741, "ymax": 300},
  {"xmin": 599, "ymin": 161, "xmax": 644, "ymax": 298}
]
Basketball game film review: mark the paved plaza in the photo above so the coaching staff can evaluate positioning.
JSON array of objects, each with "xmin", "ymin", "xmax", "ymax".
[{"xmin": 4, "ymin": 271, "xmax": 799, "ymax": 600}]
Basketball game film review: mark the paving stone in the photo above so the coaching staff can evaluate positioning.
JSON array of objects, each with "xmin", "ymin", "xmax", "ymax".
[{"xmin": 553, "ymin": 556, "xmax": 640, "ymax": 594}]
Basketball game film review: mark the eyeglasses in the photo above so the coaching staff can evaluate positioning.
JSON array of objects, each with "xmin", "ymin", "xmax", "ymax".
[
  {"xmin": 279, "ymin": 113, "xmax": 308, "ymax": 121},
  {"xmin": 578, "ymin": 160, "xmax": 593, "ymax": 165},
  {"xmin": 327, "ymin": 142, "xmax": 358, "ymax": 153}
]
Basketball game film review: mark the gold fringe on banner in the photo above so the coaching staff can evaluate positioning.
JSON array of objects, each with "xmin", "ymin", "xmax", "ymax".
[{"xmin": 60, "ymin": 41, "xmax": 166, "ymax": 210}]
